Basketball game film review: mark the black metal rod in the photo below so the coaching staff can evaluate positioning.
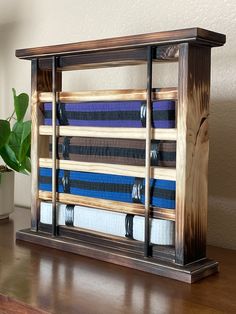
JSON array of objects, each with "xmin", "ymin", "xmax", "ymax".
[
  {"xmin": 144, "ymin": 46, "xmax": 153, "ymax": 257},
  {"xmin": 52, "ymin": 56, "xmax": 57, "ymax": 236}
]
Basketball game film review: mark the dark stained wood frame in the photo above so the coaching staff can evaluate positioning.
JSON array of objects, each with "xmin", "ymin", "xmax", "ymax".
[
  {"xmin": 16, "ymin": 28, "xmax": 225, "ymax": 59},
  {"xmin": 16, "ymin": 228, "xmax": 218, "ymax": 284},
  {"xmin": 30, "ymin": 59, "xmax": 53, "ymax": 231},
  {"xmin": 16, "ymin": 28, "xmax": 226, "ymax": 283},
  {"xmin": 176, "ymin": 44, "xmax": 211, "ymax": 265},
  {"xmin": 37, "ymin": 223, "xmax": 176, "ymax": 262}
]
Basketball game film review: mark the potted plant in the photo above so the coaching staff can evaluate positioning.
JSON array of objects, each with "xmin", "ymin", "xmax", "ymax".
[{"xmin": 0, "ymin": 89, "xmax": 31, "ymax": 220}]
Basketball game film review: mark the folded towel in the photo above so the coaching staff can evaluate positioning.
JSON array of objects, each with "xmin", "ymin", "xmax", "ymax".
[{"xmin": 40, "ymin": 201, "xmax": 175, "ymax": 245}]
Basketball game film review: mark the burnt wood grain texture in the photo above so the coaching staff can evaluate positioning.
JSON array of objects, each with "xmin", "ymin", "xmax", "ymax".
[
  {"xmin": 38, "ymin": 190, "xmax": 176, "ymax": 221},
  {"xmin": 35, "ymin": 45, "xmax": 179, "ymax": 71},
  {"xmin": 16, "ymin": 228, "xmax": 218, "ymax": 283},
  {"xmin": 39, "ymin": 125, "xmax": 178, "ymax": 141},
  {"xmin": 31, "ymin": 59, "xmax": 61, "ymax": 232},
  {"xmin": 38, "ymin": 87, "xmax": 178, "ymax": 102},
  {"xmin": 38, "ymin": 223, "xmax": 175, "ymax": 262},
  {"xmin": 16, "ymin": 28, "xmax": 225, "ymax": 60},
  {"xmin": 38, "ymin": 158, "xmax": 176, "ymax": 180},
  {"xmin": 175, "ymin": 43, "xmax": 211, "ymax": 265}
]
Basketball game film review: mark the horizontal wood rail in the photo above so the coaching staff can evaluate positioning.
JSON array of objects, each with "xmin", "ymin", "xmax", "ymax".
[
  {"xmin": 16, "ymin": 28, "xmax": 226, "ymax": 60},
  {"xmin": 38, "ymin": 190, "xmax": 176, "ymax": 221},
  {"xmin": 39, "ymin": 158, "xmax": 176, "ymax": 181},
  {"xmin": 39, "ymin": 88, "xmax": 178, "ymax": 102},
  {"xmin": 39, "ymin": 125, "xmax": 177, "ymax": 141},
  {"xmin": 34, "ymin": 46, "xmax": 179, "ymax": 71},
  {"xmin": 53, "ymin": 226, "xmax": 176, "ymax": 261}
]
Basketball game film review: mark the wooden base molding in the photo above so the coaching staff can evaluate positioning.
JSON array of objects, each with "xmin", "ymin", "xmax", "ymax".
[{"xmin": 16, "ymin": 229, "xmax": 218, "ymax": 283}]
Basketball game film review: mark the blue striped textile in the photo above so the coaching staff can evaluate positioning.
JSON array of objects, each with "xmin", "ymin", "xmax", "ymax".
[
  {"xmin": 43, "ymin": 100, "xmax": 176, "ymax": 128},
  {"xmin": 39, "ymin": 168, "xmax": 176, "ymax": 209}
]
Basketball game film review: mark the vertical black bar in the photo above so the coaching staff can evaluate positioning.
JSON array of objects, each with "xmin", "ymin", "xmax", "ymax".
[
  {"xmin": 144, "ymin": 46, "xmax": 153, "ymax": 257},
  {"xmin": 52, "ymin": 56, "xmax": 57, "ymax": 236},
  {"xmin": 31, "ymin": 58, "xmax": 39, "ymax": 232}
]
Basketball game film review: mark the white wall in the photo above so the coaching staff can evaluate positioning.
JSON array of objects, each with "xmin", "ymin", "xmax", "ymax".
[{"xmin": 0, "ymin": 0, "xmax": 235, "ymax": 249}]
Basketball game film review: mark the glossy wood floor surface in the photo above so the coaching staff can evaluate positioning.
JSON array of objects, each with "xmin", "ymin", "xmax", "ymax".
[
  {"xmin": 0, "ymin": 294, "xmax": 49, "ymax": 314},
  {"xmin": 0, "ymin": 207, "xmax": 235, "ymax": 314}
]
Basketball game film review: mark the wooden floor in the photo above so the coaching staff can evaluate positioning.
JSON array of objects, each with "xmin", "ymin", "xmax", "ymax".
[
  {"xmin": 0, "ymin": 208, "xmax": 235, "ymax": 314},
  {"xmin": 0, "ymin": 294, "xmax": 48, "ymax": 314}
]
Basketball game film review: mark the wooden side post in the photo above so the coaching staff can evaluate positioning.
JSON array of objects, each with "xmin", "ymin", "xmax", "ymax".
[
  {"xmin": 144, "ymin": 46, "xmax": 153, "ymax": 257},
  {"xmin": 31, "ymin": 59, "xmax": 61, "ymax": 231},
  {"xmin": 175, "ymin": 44, "xmax": 211, "ymax": 265}
]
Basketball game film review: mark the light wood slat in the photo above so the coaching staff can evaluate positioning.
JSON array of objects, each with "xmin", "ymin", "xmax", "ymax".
[
  {"xmin": 39, "ymin": 88, "xmax": 177, "ymax": 102},
  {"xmin": 39, "ymin": 126, "xmax": 177, "ymax": 141},
  {"xmin": 38, "ymin": 191, "xmax": 176, "ymax": 221},
  {"xmin": 39, "ymin": 158, "xmax": 176, "ymax": 181},
  {"xmin": 30, "ymin": 61, "xmax": 58, "ymax": 232}
]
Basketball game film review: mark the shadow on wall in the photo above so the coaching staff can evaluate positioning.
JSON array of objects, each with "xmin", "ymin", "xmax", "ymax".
[{"xmin": 208, "ymin": 101, "xmax": 236, "ymax": 250}]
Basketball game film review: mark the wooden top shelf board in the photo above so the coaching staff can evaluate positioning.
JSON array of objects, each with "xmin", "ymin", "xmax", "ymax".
[{"xmin": 16, "ymin": 28, "xmax": 226, "ymax": 60}]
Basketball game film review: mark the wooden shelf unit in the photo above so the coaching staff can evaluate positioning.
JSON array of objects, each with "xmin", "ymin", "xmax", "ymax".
[{"xmin": 16, "ymin": 28, "xmax": 226, "ymax": 283}]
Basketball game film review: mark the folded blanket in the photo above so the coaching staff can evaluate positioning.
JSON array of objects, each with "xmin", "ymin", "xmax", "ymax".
[
  {"xmin": 39, "ymin": 168, "xmax": 176, "ymax": 209},
  {"xmin": 40, "ymin": 202, "xmax": 175, "ymax": 245},
  {"xmin": 50, "ymin": 137, "xmax": 176, "ymax": 167},
  {"xmin": 43, "ymin": 100, "xmax": 175, "ymax": 128}
]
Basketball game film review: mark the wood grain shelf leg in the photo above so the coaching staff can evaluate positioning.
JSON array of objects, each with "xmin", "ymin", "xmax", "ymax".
[
  {"xmin": 31, "ymin": 60, "xmax": 52, "ymax": 231},
  {"xmin": 175, "ymin": 43, "xmax": 211, "ymax": 265},
  {"xmin": 31, "ymin": 59, "xmax": 61, "ymax": 232}
]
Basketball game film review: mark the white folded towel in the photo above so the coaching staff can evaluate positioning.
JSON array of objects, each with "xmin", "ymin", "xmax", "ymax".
[{"xmin": 40, "ymin": 202, "xmax": 174, "ymax": 245}]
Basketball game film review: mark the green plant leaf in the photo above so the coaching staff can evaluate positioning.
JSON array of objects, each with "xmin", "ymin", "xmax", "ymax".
[
  {"xmin": 0, "ymin": 89, "xmax": 31, "ymax": 175},
  {"xmin": 10, "ymin": 121, "xmax": 23, "ymax": 159},
  {"xmin": 9, "ymin": 121, "xmax": 31, "ymax": 164},
  {"xmin": 8, "ymin": 130, "xmax": 21, "ymax": 161},
  {"xmin": 18, "ymin": 156, "xmax": 31, "ymax": 174},
  {"xmin": 21, "ymin": 121, "xmax": 31, "ymax": 143},
  {"xmin": 19, "ymin": 134, "xmax": 31, "ymax": 162},
  {"xmin": 0, "ymin": 145, "xmax": 20, "ymax": 172},
  {"xmin": 19, "ymin": 165, "xmax": 29, "ymax": 174},
  {"xmin": 13, "ymin": 88, "xmax": 29, "ymax": 122},
  {"xmin": 26, "ymin": 145, "xmax": 31, "ymax": 158},
  {"xmin": 25, "ymin": 157, "xmax": 31, "ymax": 173},
  {"xmin": 12, "ymin": 121, "xmax": 24, "ymax": 143},
  {"xmin": 0, "ymin": 120, "xmax": 10, "ymax": 149}
]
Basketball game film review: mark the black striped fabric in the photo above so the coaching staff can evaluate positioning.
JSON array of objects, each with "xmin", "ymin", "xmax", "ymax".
[
  {"xmin": 39, "ymin": 168, "xmax": 176, "ymax": 209},
  {"xmin": 49, "ymin": 137, "xmax": 176, "ymax": 167}
]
